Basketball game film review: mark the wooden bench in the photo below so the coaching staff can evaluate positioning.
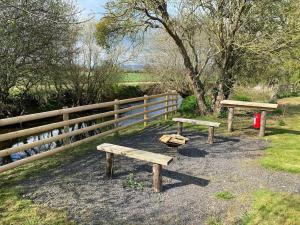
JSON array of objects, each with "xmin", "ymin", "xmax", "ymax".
[
  {"xmin": 97, "ymin": 143, "xmax": 173, "ymax": 192},
  {"xmin": 172, "ymin": 118, "xmax": 220, "ymax": 144},
  {"xmin": 221, "ymin": 100, "xmax": 278, "ymax": 137}
]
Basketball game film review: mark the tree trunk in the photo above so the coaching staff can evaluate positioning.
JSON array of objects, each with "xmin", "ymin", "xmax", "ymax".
[
  {"xmin": 213, "ymin": 80, "xmax": 234, "ymax": 115},
  {"xmin": 212, "ymin": 52, "xmax": 235, "ymax": 115},
  {"xmin": 187, "ymin": 71, "xmax": 208, "ymax": 114}
]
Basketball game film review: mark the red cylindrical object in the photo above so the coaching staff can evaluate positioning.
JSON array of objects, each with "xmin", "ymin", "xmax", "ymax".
[{"xmin": 253, "ymin": 112, "xmax": 261, "ymax": 129}]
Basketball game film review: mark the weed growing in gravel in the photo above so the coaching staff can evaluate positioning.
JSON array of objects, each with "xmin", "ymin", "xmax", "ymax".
[
  {"xmin": 215, "ymin": 191, "xmax": 235, "ymax": 200},
  {"xmin": 123, "ymin": 173, "xmax": 144, "ymax": 191},
  {"xmin": 206, "ymin": 216, "xmax": 223, "ymax": 225}
]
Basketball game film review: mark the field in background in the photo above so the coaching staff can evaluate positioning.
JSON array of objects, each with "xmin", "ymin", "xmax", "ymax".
[{"xmin": 119, "ymin": 72, "xmax": 161, "ymax": 85}]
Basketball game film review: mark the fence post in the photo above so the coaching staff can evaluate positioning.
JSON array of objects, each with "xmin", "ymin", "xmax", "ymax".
[
  {"xmin": 144, "ymin": 95, "xmax": 148, "ymax": 127},
  {"xmin": 175, "ymin": 91, "xmax": 178, "ymax": 112},
  {"xmin": 172, "ymin": 90, "xmax": 177, "ymax": 114},
  {"xmin": 114, "ymin": 99, "xmax": 119, "ymax": 136},
  {"xmin": 63, "ymin": 106, "xmax": 70, "ymax": 145},
  {"xmin": 164, "ymin": 93, "xmax": 169, "ymax": 120}
]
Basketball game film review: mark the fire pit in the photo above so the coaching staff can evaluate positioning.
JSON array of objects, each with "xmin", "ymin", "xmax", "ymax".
[{"xmin": 159, "ymin": 134, "xmax": 189, "ymax": 148}]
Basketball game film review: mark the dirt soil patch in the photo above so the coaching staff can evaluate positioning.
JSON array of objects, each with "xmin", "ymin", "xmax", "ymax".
[{"xmin": 21, "ymin": 125, "xmax": 300, "ymax": 224}]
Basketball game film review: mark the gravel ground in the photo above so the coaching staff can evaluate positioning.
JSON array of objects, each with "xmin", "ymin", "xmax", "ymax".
[{"xmin": 21, "ymin": 125, "xmax": 300, "ymax": 225}]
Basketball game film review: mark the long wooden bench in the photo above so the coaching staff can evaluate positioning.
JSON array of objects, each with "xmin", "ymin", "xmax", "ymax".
[
  {"xmin": 97, "ymin": 143, "xmax": 173, "ymax": 192},
  {"xmin": 221, "ymin": 100, "xmax": 278, "ymax": 137},
  {"xmin": 172, "ymin": 118, "xmax": 220, "ymax": 144}
]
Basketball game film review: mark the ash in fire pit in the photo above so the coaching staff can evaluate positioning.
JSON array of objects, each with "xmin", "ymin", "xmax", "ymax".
[{"xmin": 159, "ymin": 134, "xmax": 189, "ymax": 148}]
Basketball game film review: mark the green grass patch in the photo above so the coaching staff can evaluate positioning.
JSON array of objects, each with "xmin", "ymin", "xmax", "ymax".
[
  {"xmin": 215, "ymin": 191, "xmax": 235, "ymax": 200},
  {"xmin": 241, "ymin": 190, "xmax": 300, "ymax": 225},
  {"xmin": 231, "ymin": 86, "xmax": 275, "ymax": 102},
  {"xmin": 261, "ymin": 97, "xmax": 300, "ymax": 173},
  {"xmin": 119, "ymin": 72, "xmax": 158, "ymax": 83},
  {"xmin": 206, "ymin": 216, "xmax": 223, "ymax": 225},
  {"xmin": 0, "ymin": 187, "xmax": 74, "ymax": 225}
]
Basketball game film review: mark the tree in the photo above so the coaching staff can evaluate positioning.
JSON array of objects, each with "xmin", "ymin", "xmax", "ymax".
[
  {"xmin": 199, "ymin": 0, "xmax": 300, "ymax": 112},
  {"xmin": 96, "ymin": 0, "xmax": 300, "ymax": 114},
  {"xmin": 58, "ymin": 21, "xmax": 129, "ymax": 106},
  {"xmin": 96, "ymin": 0, "xmax": 211, "ymax": 114},
  {"xmin": 0, "ymin": 0, "xmax": 77, "ymax": 115}
]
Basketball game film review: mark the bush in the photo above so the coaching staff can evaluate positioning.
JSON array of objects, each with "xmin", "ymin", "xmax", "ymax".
[
  {"xmin": 218, "ymin": 109, "xmax": 228, "ymax": 119},
  {"xmin": 276, "ymin": 84, "xmax": 299, "ymax": 99},
  {"xmin": 112, "ymin": 85, "xmax": 144, "ymax": 99},
  {"xmin": 178, "ymin": 95, "xmax": 198, "ymax": 115}
]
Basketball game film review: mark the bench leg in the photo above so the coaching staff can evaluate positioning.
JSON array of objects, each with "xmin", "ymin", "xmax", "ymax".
[
  {"xmin": 259, "ymin": 110, "xmax": 267, "ymax": 137},
  {"xmin": 106, "ymin": 153, "xmax": 114, "ymax": 178},
  {"xmin": 177, "ymin": 122, "xmax": 183, "ymax": 135},
  {"xmin": 152, "ymin": 164, "xmax": 162, "ymax": 192},
  {"xmin": 228, "ymin": 107, "xmax": 234, "ymax": 132},
  {"xmin": 207, "ymin": 126, "xmax": 214, "ymax": 144}
]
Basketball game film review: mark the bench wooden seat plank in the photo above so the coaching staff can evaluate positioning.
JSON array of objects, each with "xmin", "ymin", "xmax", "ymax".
[
  {"xmin": 97, "ymin": 143, "xmax": 173, "ymax": 166},
  {"xmin": 221, "ymin": 100, "xmax": 278, "ymax": 111},
  {"xmin": 172, "ymin": 118, "xmax": 220, "ymax": 128},
  {"xmin": 97, "ymin": 143, "xmax": 173, "ymax": 192},
  {"xmin": 172, "ymin": 118, "xmax": 220, "ymax": 144}
]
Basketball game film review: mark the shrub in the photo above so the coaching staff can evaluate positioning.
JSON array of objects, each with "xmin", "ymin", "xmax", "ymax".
[
  {"xmin": 218, "ymin": 109, "xmax": 228, "ymax": 119},
  {"xmin": 178, "ymin": 95, "xmax": 198, "ymax": 115}
]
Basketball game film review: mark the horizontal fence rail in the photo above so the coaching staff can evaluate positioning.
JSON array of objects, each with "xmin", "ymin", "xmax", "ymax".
[{"xmin": 0, "ymin": 91, "xmax": 179, "ymax": 173}]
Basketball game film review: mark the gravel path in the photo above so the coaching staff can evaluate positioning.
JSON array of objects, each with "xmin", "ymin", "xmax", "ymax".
[{"xmin": 21, "ymin": 125, "xmax": 300, "ymax": 225}]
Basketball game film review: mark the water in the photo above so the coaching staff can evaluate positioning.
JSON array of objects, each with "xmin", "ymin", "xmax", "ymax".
[{"xmin": 0, "ymin": 96, "xmax": 182, "ymax": 165}]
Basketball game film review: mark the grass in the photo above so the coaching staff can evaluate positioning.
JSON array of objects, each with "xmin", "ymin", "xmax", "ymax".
[
  {"xmin": 0, "ymin": 187, "xmax": 74, "ymax": 225},
  {"xmin": 215, "ymin": 191, "xmax": 235, "ymax": 200},
  {"xmin": 206, "ymin": 216, "xmax": 223, "ymax": 225},
  {"xmin": 231, "ymin": 86, "xmax": 276, "ymax": 103},
  {"xmin": 119, "ymin": 72, "xmax": 159, "ymax": 83},
  {"xmin": 260, "ymin": 97, "xmax": 300, "ymax": 173},
  {"xmin": 241, "ymin": 190, "xmax": 300, "ymax": 225}
]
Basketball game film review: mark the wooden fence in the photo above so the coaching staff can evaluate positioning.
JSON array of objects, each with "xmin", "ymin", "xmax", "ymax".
[{"xmin": 0, "ymin": 92, "xmax": 178, "ymax": 173}]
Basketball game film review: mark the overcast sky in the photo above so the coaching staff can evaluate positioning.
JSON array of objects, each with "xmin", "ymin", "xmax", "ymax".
[{"xmin": 77, "ymin": 0, "xmax": 108, "ymax": 19}]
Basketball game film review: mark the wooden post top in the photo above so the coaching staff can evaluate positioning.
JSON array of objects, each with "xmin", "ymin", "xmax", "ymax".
[
  {"xmin": 220, "ymin": 100, "xmax": 278, "ymax": 111},
  {"xmin": 97, "ymin": 143, "xmax": 173, "ymax": 166},
  {"xmin": 172, "ymin": 118, "xmax": 220, "ymax": 128}
]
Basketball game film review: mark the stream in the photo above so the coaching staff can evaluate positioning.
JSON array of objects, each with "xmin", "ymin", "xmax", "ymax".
[{"xmin": 0, "ymin": 96, "xmax": 182, "ymax": 165}]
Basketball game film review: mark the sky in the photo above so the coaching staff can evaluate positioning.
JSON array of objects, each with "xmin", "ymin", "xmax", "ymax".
[
  {"xmin": 76, "ymin": 0, "xmax": 148, "ymax": 66},
  {"xmin": 77, "ymin": 0, "xmax": 108, "ymax": 19}
]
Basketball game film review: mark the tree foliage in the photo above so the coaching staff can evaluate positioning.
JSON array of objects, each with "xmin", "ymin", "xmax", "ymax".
[
  {"xmin": 96, "ymin": 0, "xmax": 300, "ymax": 114},
  {"xmin": 0, "ymin": 0, "xmax": 77, "ymax": 115}
]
